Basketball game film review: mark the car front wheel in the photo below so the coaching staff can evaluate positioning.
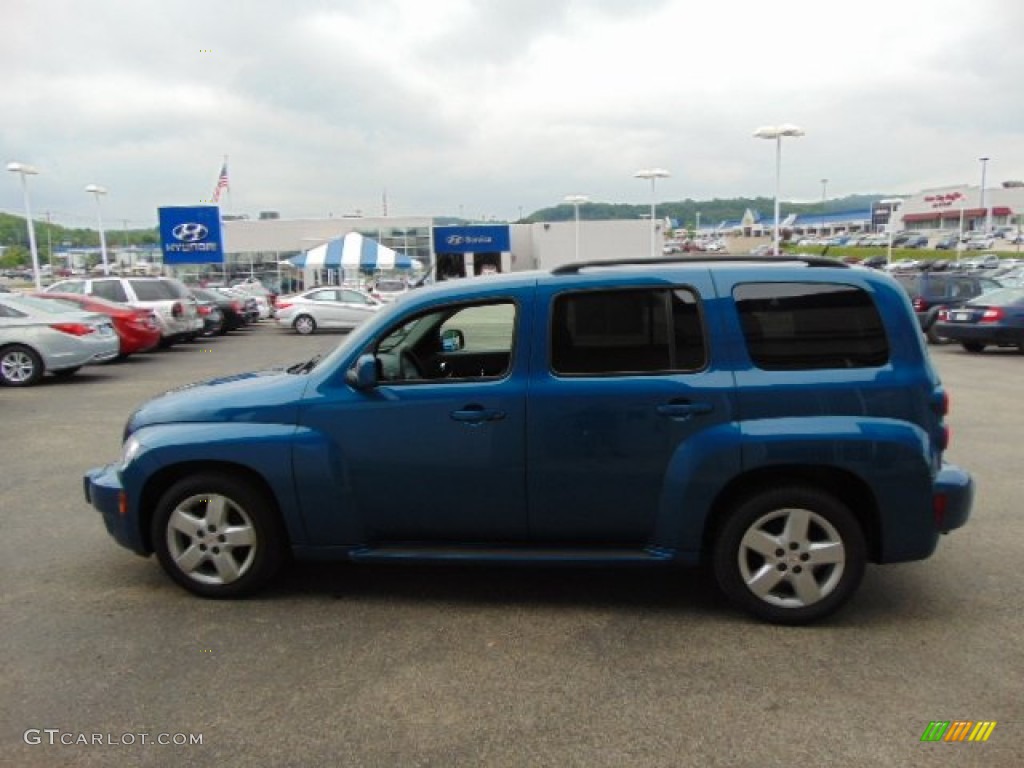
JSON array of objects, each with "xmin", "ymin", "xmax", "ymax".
[
  {"xmin": 713, "ymin": 486, "xmax": 866, "ymax": 625},
  {"xmin": 151, "ymin": 473, "xmax": 285, "ymax": 598}
]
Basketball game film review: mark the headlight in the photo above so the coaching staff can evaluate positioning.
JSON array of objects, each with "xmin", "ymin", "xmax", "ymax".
[{"xmin": 121, "ymin": 436, "xmax": 143, "ymax": 467}]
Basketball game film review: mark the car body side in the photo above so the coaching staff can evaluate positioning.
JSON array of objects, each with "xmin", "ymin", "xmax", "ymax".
[{"xmin": 86, "ymin": 266, "xmax": 969, "ymax": 571}]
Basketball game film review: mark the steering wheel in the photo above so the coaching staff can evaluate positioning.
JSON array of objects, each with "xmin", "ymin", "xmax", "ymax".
[{"xmin": 399, "ymin": 349, "xmax": 424, "ymax": 380}]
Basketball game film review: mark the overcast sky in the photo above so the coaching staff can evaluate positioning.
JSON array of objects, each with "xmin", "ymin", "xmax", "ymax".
[{"xmin": 4, "ymin": 0, "xmax": 1023, "ymax": 228}]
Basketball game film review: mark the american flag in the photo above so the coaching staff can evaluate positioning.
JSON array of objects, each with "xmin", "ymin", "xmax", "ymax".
[{"xmin": 212, "ymin": 160, "xmax": 229, "ymax": 203}]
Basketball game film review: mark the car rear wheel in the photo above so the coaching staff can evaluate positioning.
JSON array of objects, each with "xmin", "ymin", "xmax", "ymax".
[
  {"xmin": 961, "ymin": 342, "xmax": 986, "ymax": 353},
  {"xmin": 151, "ymin": 473, "xmax": 286, "ymax": 598},
  {"xmin": 0, "ymin": 344, "xmax": 44, "ymax": 386},
  {"xmin": 713, "ymin": 486, "xmax": 866, "ymax": 625},
  {"xmin": 293, "ymin": 314, "xmax": 316, "ymax": 335}
]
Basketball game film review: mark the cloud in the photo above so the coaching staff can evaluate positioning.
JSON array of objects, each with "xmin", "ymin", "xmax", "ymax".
[{"xmin": 2, "ymin": 0, "xmax": 1022, "ymax": 226}]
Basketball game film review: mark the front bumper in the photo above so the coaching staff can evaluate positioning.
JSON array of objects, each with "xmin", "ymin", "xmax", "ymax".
[{"xmin": 83, "ymin": 465, "xmax": 148, "ymax": 555}]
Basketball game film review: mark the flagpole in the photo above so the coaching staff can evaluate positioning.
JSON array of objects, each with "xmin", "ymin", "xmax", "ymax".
[{"xmin": 223, "ymin": 155, "xmax": 231, "ymax": 213}]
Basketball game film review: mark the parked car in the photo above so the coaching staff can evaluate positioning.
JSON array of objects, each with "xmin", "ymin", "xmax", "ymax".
[
  {"xmin": 191, "ymin": 287, "xmax": 248, "ymax": 333},
  {"xmin": 191, "ymin": 293, "xmax": 225, "ymax": 336},
  {"xmin": 45, "ymin": 277, "xmax": 204, "ymax": 346},
  {"xmin": 213, "ymin": 287, "xmax": 260, "ymax": 324},
  {"xmin": 893, "ymin": 271, "xmax": 1002, "ymax": 343},
  {"xmin": 369, "ymin": 278, "xmax": 411, "ymax": 303},
  {"xmin": 903, "ymin": 235, "xmax": 929, "ymax": 248},
  {"xmin": 229, "ymin": 282, "xmax": 277, "ymax": 319},
  {"xmin": 933, "ymin": 287, "xmax": 1024, "ymax": 353},
  {"xmin": 934, "ymin": 233, "xmax": 961, "ymax": 250},
  {"xmin": 0, "ymin": 294, "xmax": 120, "ymax": 385},
  {"xmin": 963, "ymin": 235, "xmax": 995, "ymax": 251},
  {"xmin": 33, "ymin": 292, "xmax": 161, "ymax": 358},
  {"xmin": 84, "ymin": 256, "xmax": 972, "ymax": 624},
  {"xmin": 275, "ymin": 286, "xmax": 382, "ymax": 335}
]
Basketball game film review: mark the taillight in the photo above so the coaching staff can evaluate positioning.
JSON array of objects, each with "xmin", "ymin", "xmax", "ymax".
[
  {"xmin": 980, "ymin": 307, "xmax": 1003, "ymax": 324},
  {"xmin": 50, "ymin": 322, "xmax": 94, "ymax": 336},
  {"xmin": 276, "ymin": 301, "xmax": 292, "ymax": 311},
  {"xmin": 937, "ymin": 308, "xmax": 949, "ymax": 321},
  {"xmin": 198, "ymin": 305, "xmax": 211, "ymax": 316},
  {"xmin": 231, "ymin": 301, "xmax": 242, "ymax": 312},
  {"xmin": 912, "ymin": 297, "xmax": 926, "ymax": 311},
  {"xmin": 172, "ymin": 301, "xmax": 183, "ymax": 318}
]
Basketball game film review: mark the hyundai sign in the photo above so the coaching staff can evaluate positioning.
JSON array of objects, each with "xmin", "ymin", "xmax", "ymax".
[
  {"xmin": 158, "ymin": 205, "xmax": 224, "ymax": 264},
  {"xmin": 432, "ymin": 225, "xmax": 510, "ymax": 253}
]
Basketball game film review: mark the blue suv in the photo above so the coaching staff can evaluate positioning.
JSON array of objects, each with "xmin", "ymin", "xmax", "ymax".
[{"xmin": 84, "ymin": 257, "xmax": 973, "ymax": 624}]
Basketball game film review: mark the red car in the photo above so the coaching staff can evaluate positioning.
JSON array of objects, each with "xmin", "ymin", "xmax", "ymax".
[{"xmin": 34, "ymin": 292, "xmax": 162, "ymax": 357}]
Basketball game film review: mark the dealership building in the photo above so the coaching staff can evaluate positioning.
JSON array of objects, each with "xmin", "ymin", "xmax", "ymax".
[
  {"xmin": 201, "ymin": 179, "xmax": 1024, "ymax": 284},
  {"xmin": 218, "ymin": 215, "xmax": 658, "ymax": 285}
]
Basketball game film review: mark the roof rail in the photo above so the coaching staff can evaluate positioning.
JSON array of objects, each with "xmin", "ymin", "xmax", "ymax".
[{"xmin": 551, "ymin": 255, "xmax": 849, "ymax": 275}]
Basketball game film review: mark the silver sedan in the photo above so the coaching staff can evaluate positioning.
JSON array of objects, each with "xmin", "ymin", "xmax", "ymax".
[
  {"xmin": 274, "ymin": 287, "xmax": 382, "ymax": 335},
  {"xmin": 0, "ymin": 294, "xmax": 120, "ymax": 386}
]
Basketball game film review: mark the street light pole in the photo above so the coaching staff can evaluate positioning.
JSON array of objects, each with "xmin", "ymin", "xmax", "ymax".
[
  {"xmin": 820, "ymin": 178, "xmax": 828, "ymax": 236},
  {"xmin": 753, "ymin": 124, "xmax": 805, "ymax": 256},
  {"xmin": 85, "ymin": 184, "xmax": 110, "ymax": 275},
  {"xmin": 978, "ymin": 157, "xmax": 990, "ymax": 234},
  {"xmin": 880, "ymin": 198, "xmax": 904, "ymax": 267},
  {"xmin": 564, "ymin": 195, "xmax": 589, "ymax": 261},
  {"xmin": 6, "ymin": 162, "xmax": 42, "ymax": 290},
  {"xmin": 634, "ymin": 168, "xmax": 670, "ymax": 258}
]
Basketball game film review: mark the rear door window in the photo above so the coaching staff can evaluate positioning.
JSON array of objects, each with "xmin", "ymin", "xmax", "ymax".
[{"xmin": 550, "ymin": 287, "xmax": 706, "ymax": 375}]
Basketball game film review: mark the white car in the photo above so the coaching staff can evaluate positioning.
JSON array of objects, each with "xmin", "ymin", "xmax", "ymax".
[
  {"xmin": 370, "ymin": 278, "xmax": 411, "ymax": 303},
  {"xmin": 0, "ymin": 294, "xmax": 120, "ymax": 386},
  {"xmin": 275, "ymin": 287, "xmax": 382, "ymax": 335}
]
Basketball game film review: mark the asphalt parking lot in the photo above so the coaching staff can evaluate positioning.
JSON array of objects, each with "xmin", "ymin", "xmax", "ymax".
[{"xmin": 2, "ymin": 324, "xmax": 1021, "ymax": 767}]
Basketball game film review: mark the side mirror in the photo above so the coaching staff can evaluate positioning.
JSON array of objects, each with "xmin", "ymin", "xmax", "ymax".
[
  {"xmin": 441, "ymin": 328, "xmax": 465, "ymax": 352},
  {"xmin": 346, "ymin": 354, "xmax": 379, "ymax": 390}
]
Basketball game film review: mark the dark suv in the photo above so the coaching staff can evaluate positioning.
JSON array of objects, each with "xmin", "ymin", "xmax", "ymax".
[
  {"xmin": 84, "ymin": 257, "xmax": 973, "ymax": 624},
  {"xmin": 893, "ymin": 272, "xmax": 1002, "ymax": 342}
]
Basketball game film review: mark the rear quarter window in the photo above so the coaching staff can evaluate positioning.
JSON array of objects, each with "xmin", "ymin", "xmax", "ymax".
[{"xmin": 735, "ymin": 282, "xmax": 889, "ymax": 370}]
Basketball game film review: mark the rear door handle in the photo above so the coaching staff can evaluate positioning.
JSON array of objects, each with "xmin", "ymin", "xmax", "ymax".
[
  {"xmin": 451, "ymin": 405, "xmax": 506, "ymax": 424},
  {"xmin": 656, "ymin": 401, "xmax": 713, "ymax": 420}
]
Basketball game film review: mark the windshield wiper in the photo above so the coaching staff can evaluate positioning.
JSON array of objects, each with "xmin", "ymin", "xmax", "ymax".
[{"xmin": 287, "ymin": 353, "xmax": 322, "ymax": 375}]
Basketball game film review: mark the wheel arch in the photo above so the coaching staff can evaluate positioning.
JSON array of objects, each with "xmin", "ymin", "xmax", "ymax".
[
  {"xmin": 702, "ymin": 465, "xmax": 882, "ymax": 563},
  {"xmin": 138, "ymin": 461, "xmax": 288, "ymax": 554}
]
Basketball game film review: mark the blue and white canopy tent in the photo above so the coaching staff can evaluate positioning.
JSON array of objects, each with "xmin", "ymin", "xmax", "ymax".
[{"xmin": 287, "ymin": 232, "xmax": 412, "ymax": 271}]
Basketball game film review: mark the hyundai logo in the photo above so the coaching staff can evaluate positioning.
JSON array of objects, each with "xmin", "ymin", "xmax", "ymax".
[
  {"xmin": 172, "ymin": 223, "xmax": 209, "ymax": 242},
  {"xmin": 446, "ymin": 235, "xmax": 464, "ymax": 245}
]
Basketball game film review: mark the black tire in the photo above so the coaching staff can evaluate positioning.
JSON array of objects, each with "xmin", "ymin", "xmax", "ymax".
[
  {"xmin": 925, "ymin": 324, "xmax": 950, "ymax": 345},
  {"xmin": 713, "ymin": 486, "xmax": 866, "ymax": 625},
  {"xmin": 961, "ymin": 342, "xmax": 985, "ymax": 353},
  {"xmin": 0, "ymin": 344, "xmax": 44, "ymax": 386},
  {"xmin": 151, "ymin": 473, "xmax": 286, "ymax": 598},
  {"xmin": 52, "ymin": 366, "xmax": 82, "ymax": 378},
  {"xmin": 293, "ymin": 315, "xmax": 316, "ymax": 335}
]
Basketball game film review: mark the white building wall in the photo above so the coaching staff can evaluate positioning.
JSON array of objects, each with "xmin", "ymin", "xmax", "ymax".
[{"xmin": 520, "ymin": 220, "xmax": 660, "ymax": 271}]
